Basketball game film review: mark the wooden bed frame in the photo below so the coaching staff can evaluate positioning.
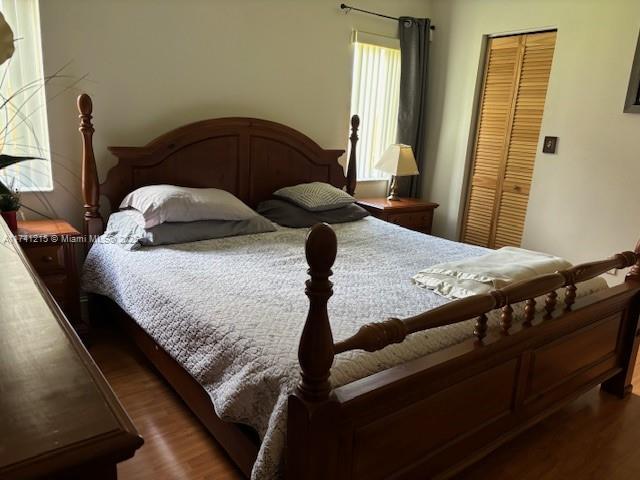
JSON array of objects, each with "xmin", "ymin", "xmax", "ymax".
[{"xmin": 78, "ymin": 93, "xmax": 640, "ymax": 479}]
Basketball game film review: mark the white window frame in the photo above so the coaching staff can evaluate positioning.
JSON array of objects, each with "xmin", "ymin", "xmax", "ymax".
[
  {"xmin": 348, "ymin": 30, "xmax": 401, "ymax": 182},
  {"xmin": 0, "ymin": 0, "xmax": 53, "ymax": 192}
]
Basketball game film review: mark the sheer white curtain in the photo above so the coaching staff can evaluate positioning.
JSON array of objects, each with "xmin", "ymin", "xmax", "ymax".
[
  {"xmin": 0, "ymin": 0, "xmax": 52, "ymax": 192},
  {"xmin": 348, "ymin": 35, "xmax": 401, "ymax": 181}
]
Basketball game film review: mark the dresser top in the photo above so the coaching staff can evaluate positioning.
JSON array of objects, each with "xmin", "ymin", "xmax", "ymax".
[{"xmin": 0, "ymin": 218, "xmax": 142, "ymax": 477}]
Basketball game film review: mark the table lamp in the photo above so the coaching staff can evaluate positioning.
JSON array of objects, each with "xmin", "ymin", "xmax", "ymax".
[{"xmin": 374, "ymin": 144, "xmax": 419, "ymax": 201}]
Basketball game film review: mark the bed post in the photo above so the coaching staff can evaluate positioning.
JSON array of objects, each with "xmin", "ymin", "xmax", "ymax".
[
  {"xmin": 297, "ymin": 222, "xmax": 336, "ymax": 400},
  {"xmin": 78, "ymin": 93, "xmax": 104, "ymax": 241},
  {"xmin": 346, "ymin": 114, "xmax": 359, "ymax": 196},
  {"xmin": 287, "ymin": 223, "xmax": 341, "ymax": 479},
  {"xmin": 602, "ymin": 240, "xmax": 640, "ymax": 398}
]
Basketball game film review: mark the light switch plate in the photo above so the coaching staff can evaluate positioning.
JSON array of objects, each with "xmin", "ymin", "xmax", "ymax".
[{"xmin": 543, "ymin": 136, "xmax": 558, "ymax": 154}]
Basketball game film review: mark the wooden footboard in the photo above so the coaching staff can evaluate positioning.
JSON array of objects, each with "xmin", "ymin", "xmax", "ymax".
[{"xmin": 288, "ymin": 225, "xmax": 640, "ymax": 479}]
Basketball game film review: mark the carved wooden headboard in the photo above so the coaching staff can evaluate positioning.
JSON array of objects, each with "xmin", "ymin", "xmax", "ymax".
[{"xmin": 78, "ymin": 94, "xmax": 359, "ymax": 237}]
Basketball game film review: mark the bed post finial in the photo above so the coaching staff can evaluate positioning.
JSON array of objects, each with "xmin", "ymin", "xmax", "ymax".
[
  {"xmin": 297, "ymin": 223, "xmax": 337, "ymax": 402},
  {"xmin": 346, "ymin": 114, "xmax": 359, "ymax": 196},
  {"xmin": 626, "ymin": 239, "xmax": 640, "ymax": 282},
  {"xmin": 78, "ymin": 93, "xmax": 103, "ymax": 241}
]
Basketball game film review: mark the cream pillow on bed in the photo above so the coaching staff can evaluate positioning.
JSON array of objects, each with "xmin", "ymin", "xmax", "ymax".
[{"xmin": 120, "ymin": 185, "xmax": 257, "ymax": 228}]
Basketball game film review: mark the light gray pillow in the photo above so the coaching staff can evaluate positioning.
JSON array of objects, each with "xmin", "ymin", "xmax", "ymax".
[
  {"xmin": 120, "ymin": 184, "xmax": 258, "ymax": 228},
  {"xmin": 273, "ymin": 182, "xmax": 355, "ymax": 212},
  {"xmin": 103, "ymin": 210, "xmax": 276, "ymax": 250}
]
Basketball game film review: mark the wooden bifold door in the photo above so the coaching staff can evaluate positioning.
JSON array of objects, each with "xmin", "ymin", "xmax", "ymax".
[{"xmin": 462, "ymin": 31, "xmax": 556, "ymax": 248}]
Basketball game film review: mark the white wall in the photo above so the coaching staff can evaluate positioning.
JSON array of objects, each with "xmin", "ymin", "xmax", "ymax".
[
  {"xmin": 29, "ymin": 0, "xmax": 430, "ymax": 225},
  {"xmin": 423, "ymin": 0, "xmax": 640, "ymax": 281}
]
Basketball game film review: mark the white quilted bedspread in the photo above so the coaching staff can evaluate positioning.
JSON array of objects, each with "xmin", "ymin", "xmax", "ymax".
[{"xmin": 82, "ymin": 217, "xmax": 604, "ymax": 479}]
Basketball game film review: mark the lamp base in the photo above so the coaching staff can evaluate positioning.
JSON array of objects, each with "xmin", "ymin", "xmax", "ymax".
[{"xmin": 387, "ymin": 175, "xmax": 401, "ymax": 201}]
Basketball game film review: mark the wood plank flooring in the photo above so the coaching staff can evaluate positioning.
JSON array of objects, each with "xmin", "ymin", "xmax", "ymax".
[
  {"xmin": 90, "ymin": 328, "xmax": 243, "ymax": 480},
  {"xmin": 90, "ymin": 327, "xmax": 640, "ymax": 480}
]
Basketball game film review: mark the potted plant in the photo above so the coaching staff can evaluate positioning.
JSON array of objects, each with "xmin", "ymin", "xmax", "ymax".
[
  {"xmin": 0, "ymin": 147, "xmax": 41, "ymax": 233},
  {"xmin": 0, "ymin": 185, "xmax": 20, "ymax": 233},
  {"xmin": 1, "ymin": 11, "xmax": 83, "ymax": 228},
  {"xmin": 0, "ymin": 11, "xmax": 42, "ymax": 231}
]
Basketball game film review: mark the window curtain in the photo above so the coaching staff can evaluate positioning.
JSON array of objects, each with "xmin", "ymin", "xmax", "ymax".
[
  {"xmin": 396, "ymin": 17, "xmax": 430, "ymax": 197},
  {"xmin": 0, "ymin": 0, "xmax": 52, "ymax": 192},
  {"xmin": 349, "ymin": 39, "xmax": 401, "ymax": 181}
]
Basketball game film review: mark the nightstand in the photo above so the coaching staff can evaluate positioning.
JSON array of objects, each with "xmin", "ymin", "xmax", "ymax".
[
  {"xmin": 16, "ymin": 219, "xmax": 86, "ymax": 339},
  {"xmin": 356, "ymin": 198, "xmax": 439, "ymax": 234}
]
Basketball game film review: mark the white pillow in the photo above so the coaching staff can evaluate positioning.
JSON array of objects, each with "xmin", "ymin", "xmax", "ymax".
[{"xmin": 120, "ymin": 185, "xmax": 257, "ymax": 228}]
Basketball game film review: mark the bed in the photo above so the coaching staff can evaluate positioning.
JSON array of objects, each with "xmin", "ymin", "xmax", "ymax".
[{"xmin": 77, "ymin": 93, "xmax": 640, "ymax": 479}]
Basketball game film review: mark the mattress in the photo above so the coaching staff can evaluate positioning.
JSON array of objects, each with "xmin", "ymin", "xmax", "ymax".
[{"xmin": 82, "ymin": 217, "xmax": 605, "ymax": 479}]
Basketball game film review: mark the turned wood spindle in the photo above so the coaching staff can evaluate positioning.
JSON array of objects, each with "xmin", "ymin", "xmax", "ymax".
[
  {"xmin": 77, "ymin": 93, "xmax": 104, "ymax": 242},
  {"xmin": 544, "ymin": 290, "xmax": 558, "ymax": 319},
  {"xmin": 296, "ymin": 223, "xmax": 338, "ymax": 402},
  {"xmin": 564, "ymin": 284, "xmax": 577, "ymax": 311},
  {"xmin": 500, "ymin": 305, "xmax": 513, "ymax": 335},
  {"xmin": 346, "ymin": 115, "xmax": 359, "ymax": 196},
  {"xmin": 335, "ymin": 318, "xmax": 407, "ymax": 353},
  {"xmin": 626, "ymin": 240, "xmax": 640, "ymax": 282},
  {"xmin": 474, "ymin": 313, "xmax": 488, "ymax": 341},
  {"xmin": 524, "ymin": 298, "xmax": 536, "ymax": 327}
]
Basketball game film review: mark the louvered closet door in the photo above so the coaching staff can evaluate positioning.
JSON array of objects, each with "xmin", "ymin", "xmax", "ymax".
[
  {"xmin": 462, "ymin": 31, "xmax": 556, "ymax": 248},
  {"xmin": 462, "ymin": 35, "xmax": 522, "ymax": 247}
]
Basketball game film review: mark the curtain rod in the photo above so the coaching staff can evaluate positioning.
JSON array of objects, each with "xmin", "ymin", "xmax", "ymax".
[{"xmin": 340, "ymin": 3, "xmax": 436, "ymax": 30}]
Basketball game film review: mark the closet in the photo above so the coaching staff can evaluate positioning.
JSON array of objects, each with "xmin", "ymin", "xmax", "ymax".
[{"xmin": 462, "ymin": 31, "xmax": 556, "ymax": 248}]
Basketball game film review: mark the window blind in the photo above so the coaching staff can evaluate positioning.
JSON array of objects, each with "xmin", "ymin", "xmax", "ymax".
[
  {"xmin": 0, "ymin": 0, "xmax": 52, "ymax": 192},
  {"xmin": 348, "ymin": 34, "xmax": 401, "ymax": 181}
]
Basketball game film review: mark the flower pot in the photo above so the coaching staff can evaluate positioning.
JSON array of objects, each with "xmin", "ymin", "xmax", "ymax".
[{"xmin": 1, "ymin": 210, "xmax": 18, "ymax": 233}]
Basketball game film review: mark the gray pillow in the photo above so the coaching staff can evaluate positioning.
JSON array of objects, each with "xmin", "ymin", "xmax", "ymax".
[
  {"xmin": 103, "ymin": 210, "xmax": 276, "ymax": 250},
  {"xmin": 273, "ymin": 182, "xmax": 355, "ymax": 212},
  {"xmin": 257, "ymin": 199, "xmax": 369, "ymax": 228}
]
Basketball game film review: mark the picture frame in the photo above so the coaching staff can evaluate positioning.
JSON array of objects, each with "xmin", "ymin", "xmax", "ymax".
[{"xmin": 624, "ymin": 30, "xmax": 640, "ymax": 113}]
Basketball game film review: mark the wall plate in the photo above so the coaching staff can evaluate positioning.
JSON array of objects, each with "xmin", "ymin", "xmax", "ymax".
[{"xmin": 542, "ymin": 136, "xmax": 558, "ymax": 154}]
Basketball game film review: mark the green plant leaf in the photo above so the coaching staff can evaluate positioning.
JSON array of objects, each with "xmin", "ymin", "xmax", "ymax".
[
  {"xmin": 0, "ymin": 180, "xmax": 10, "ymax": 195},
  {"xmin": 0, "ymin": 154, "xmax": 43, "ymax": 170}
]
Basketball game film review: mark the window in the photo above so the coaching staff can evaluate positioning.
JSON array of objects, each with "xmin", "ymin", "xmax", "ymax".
[
  {"xmin": 348, "ymin": 31, "xmax": 401, "ymax": 181},
  {"xmin": 0, "ymin": 0, "xmax": 53, "ymax": 192}
]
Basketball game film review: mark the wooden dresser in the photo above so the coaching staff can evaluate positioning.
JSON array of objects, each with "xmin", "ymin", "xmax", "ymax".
[
  {"xmin": 356, "ymin": 197, "xmax": 439, "ymax": 234},
  {"xmin": 0, "ymin": 217, "xmax": 143, "ymax": 479},
  {"xmin": 16, "ymin": 219, "xmax": 86, "ymax": 338}
]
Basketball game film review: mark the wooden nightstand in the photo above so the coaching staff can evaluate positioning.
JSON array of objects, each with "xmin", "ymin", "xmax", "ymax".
[
  {"xmin": 356, "ymin": 198, "xmax": 439, "ymax": 234},
  {"xmin": 16, "ymin": 219, "xmax": 86, "ymax": 339}
]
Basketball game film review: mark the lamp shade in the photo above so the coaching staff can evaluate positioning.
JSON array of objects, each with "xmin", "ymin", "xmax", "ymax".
[{"xmin": 374, "ymin": 144, "xmax": 419, "ymax": 177}]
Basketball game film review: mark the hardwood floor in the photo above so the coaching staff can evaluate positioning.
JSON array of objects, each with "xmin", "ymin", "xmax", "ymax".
[
  {"xmin": 90, "ymin": 326, "xmax": 640, "ymax": 480},
  {"xmin": 90, "ymin": 328, "xmax": 242, "ymax": 480}
]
